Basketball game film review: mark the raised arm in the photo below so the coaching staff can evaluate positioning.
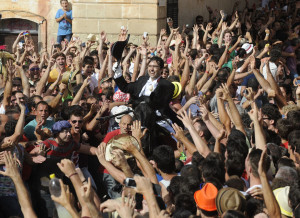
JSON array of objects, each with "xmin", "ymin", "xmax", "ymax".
[
  {"xmin": 192, "ymin": 25, "xmax": 199, "ymax": 49},
  {"xmin": 98, "ymin": 31, "xmax": 106, "ymax": 66},
  {"xmin": 3, "ymin": 60, "xmax": 14, "ymax": 110},
  {"xmin": 217, "ymin": 42, "xmax": 230, "ymax": 69},
  {"xmin": 36, "ymin": 57, "xmax": 55, "ymax": 96},
  {"xmin": 6, "ymin": 100, "xmax": 26, "ymax": 145},
  {"xmin": 218, "ymin": 23, "xmax": 227, "ymax": 48},
  {"xmin": 216, "ymin": 88, "xmax": 231, "ymax": 133},
  {"xmin": 258, "ymin": 149, "xmax": 281, "ymax": 218},
  {"xmin": 57, "ymin": 159, "xmax": 91, "ymax": 217},
  {"xmin": 72, "ymin": 76, "xmax": 90, "ymax": 105},
  {"xmin": 178, "ymin": 110, "xmax": 211, "ymax": 158},
  {"xmin": 97, "ymin": 55, "xmax": 108, "ymax": 88},
  {"xmin": 0, "ymin": 152, "xmax": 37, "ymax": 218},
  {"xmin": 131, "ymin": 49, "xmax": 141, "ymax": 82},
  {"xmin": 48, "ymin": 83, "xmax": 67, "ymax": 111},
  {"xmin": 203, "ymin": 23, "xmax": 213, "ymax": 45},
  {"xmin": 248, "ymin": 102, "xmax": 266, "ymax": 150},
  {"xmin": 172, "ymin": 123, "xmax": 197, "ymax": 155},
  {"xmin": 12, "ymin": 32, "xmax": 24, "ymax": 54},
  {"xmin": 96, "ymin": 145, "xmax": 126, "ymax": 184},
  {"xmin": 137, "ymin": 47, "xmax": 147, "ymax": 78},
  {"xmin": 222, "ymin": 83, "xmax": 246, "ymax": 135},
  {"xmin": 85, "ymin": 101, "xmax": 109, "ymax": 131}
]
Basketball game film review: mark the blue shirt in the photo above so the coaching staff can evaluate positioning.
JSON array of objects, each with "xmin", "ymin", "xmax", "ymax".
[
  {"xmin": 55, "ymin": 9, "xmax": 72, "ymax": 36},
  {"xmin": 24, "ymin": 119, "xmax": 55, "ymax": 141}
]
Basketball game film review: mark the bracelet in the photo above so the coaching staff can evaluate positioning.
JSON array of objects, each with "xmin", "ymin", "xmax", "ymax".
[
  {"xmin": 266, "ymin": 34, "xmax": 269, "ymax": 36},
  {"xmin": 68, "ymin": 172, "xmax": 78, "ymax": 179},
  {"xmin": 205, "ymin": 71, "xmax": 209, "ymax": 74}
]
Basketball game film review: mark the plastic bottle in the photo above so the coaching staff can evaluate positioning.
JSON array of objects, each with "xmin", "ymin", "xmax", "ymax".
[{"xmin": 49, "ymin": 174, "xmax": 73, "ymax": 218}]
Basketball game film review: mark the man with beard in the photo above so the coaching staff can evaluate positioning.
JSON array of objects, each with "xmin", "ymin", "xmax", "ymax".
[{"xmin": 30, "ymin": 120, "xmax": 98, "ymax": 217}]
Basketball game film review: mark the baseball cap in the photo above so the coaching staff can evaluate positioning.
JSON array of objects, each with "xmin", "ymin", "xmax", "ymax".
[
  {"xmin": 241, "ymin": 43, "xmax": 254, "ymax": 54},
  {"xmin": 194, "ymin": 183, "xmax": 218, "ymax": 211},
  {"xmin": 216, "ymin": 187, "xmax": 246, "ymax": 215}
]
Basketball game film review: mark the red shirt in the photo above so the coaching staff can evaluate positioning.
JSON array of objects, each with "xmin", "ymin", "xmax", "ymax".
[
  {"xmin": 280, "ymin": 141, "xmax": 289, "ymax": 149},
  {"xmin": 103, "ymin": 129, "xmax": 121, "ymax": 144}
]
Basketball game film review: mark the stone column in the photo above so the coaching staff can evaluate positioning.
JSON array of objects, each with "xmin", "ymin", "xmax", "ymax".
[{"xmin": 72, "ymin": 0, "xmax": 166, "ymax": 46}]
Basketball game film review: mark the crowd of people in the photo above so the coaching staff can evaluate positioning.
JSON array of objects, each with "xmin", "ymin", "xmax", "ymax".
[{"xmin": 0, "ymin": 0, "xmax": 300, "ymax": 217}]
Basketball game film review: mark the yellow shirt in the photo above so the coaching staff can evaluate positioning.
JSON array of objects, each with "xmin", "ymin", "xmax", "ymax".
[{"xmin": 48, "ymin": 67, "xmax": 70, "ymax": 83}]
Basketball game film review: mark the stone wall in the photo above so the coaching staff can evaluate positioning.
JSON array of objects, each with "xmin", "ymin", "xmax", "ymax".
[
  {"xmin": 178, "ymin": 0, "xmax": 259, "ymax": 28},
  {"xmin": 72, "ymin": 0, "xmax": 166, "ymax": 47},
  {"xmin": 0, "ymin": 0, "xmax": 259, "ymax": 51}
]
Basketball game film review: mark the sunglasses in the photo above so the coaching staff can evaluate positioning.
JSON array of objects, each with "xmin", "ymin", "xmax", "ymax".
[
  {"xmin": 30, "ymin": 67, "xmax": 40, "ymax": 71},
  {"xmin": 71, "ymin": 120, "xmax": 83, "ymax": 124}
]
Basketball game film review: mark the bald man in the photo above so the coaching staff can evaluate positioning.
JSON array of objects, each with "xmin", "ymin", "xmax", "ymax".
[{"xmin": 102, "ymin": 114, "xmax": 133, "ymax": 144}]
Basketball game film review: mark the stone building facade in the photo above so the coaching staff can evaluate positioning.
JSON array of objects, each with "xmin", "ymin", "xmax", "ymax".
[{"xmin": 0, "ymin": 0, "xmax": 257, "ymax": 52}]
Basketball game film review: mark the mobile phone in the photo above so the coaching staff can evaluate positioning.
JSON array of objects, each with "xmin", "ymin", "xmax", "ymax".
[
  {"xmin": 243, "ymin": 89, "xmax": 249, "ymax": 95},
  {"xmin": 124, "ymin": 178, "xmax": 136, "ymax": 188},
  {"xmin": 186, "ymin": 24, "xmax": 189, "ymax": 28},
  {"xmin": 18, "ymin": 42, "xmax": 23, "ymax": 49},
  {"xmin": 143, "ymin": 32, "xmax": 148, "ymax": 38},
  {"xmin": 23, "ymin": 32, "xmax": 29, "ymax": 36},
  {"xmin": 167, "ymin": 17, "xmax": 172, "ymax": 23}
]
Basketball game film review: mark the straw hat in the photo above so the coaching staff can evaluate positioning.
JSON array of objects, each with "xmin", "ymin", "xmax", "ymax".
[
  {"xmin": 215, "ymin": 187, "xmax": 246, "ymax": 215},
  {"xmin": 105, "ymin": 134, "xmax": 140, "ymax": 161}
]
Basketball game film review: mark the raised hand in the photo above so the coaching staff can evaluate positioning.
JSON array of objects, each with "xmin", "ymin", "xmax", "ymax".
[
  {"xmin": 160, "ymin": 29, "xmax": 167, "ymax": 36},
  {"xmin": 121, "ymin": 141, "xmax": 137, "ymax": 154},
  {"xmin": 83, "ymin": 76, "xmax": 91, "ymax": 87},
  {"xmin": 177, "ymin": 109, "xmax": 194, "ymax": 128},
  {"xmin": 0, "ymin": 151, "xmax": 21, "ymax": 180},
  {"xmin": 258, "ymin": 148, "xmax": 268, "ymax": 176},
  {"xmin": 249, "ymin": 56, "xmax": 256, "ymax": 70},
  {"xmin": 111, "ymin": 149, "xmax": 127, "ymax": 168},
  {"xmin": 131, "ymin": 120, "xmax": 147, "ymax": 140},
  {"xmin": 206, "ymin": 23, "xmax": 213, "ymax": 31},
  {"xmin": 57, "ymin": 159, "xmax": 77, "ymax": 178},
  {"xmin": 171, "ymin": 123, "xmax": 185, "ymax": 141},
  {"xmin": 199, "ymin": 105, "xmax": 209, "ymax": 121},
  {"xmin": 134, "ymin": 175, "xmax": 153, "ymax": 195},
  {"xmin": 99, "ymin": 31, "xmax": 107, "ymax": 42},
  {"xmin": 80, "ymin": 177, "xmax": 94, "ymax": 203},
  {"xmin": 220, "ymin": 83, "xmax": 231, "ymax": 101},
  {"xmin": 174, "ymin": 34, "xmax": 182, "ymax": 46},
  {"xmin": 244, "ymin": 87, "xmax": 254, "ymax": 101},
  {"xmin": 116, "ymin": 191, "xmax": 136, "ymax": 218},
  {"xmin": 6, "ymin": 59, "xmax": 15, "ymax": 76},
  {"xmin": 51, "ymin": 179, "xmax": 75, "ymax": 208},
  {"xmin": 96, "ymin": 143, "xmax": 107, "ymax": 165}
]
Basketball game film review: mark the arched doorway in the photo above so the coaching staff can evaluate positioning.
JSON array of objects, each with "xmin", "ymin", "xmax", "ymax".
[{"xmin": 0, "ymin": 18, "xmax": 39, "ymax": 53}]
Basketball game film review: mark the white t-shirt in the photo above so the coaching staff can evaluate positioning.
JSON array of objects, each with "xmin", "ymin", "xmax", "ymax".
[{"xmin": 262, "ymin": 62, "xmax": 277, "ymax": 82}]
